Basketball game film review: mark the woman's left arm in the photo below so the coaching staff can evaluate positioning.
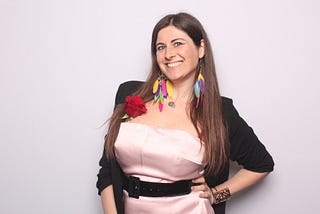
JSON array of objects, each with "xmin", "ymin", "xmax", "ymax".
[
  {"xmin": 192, "ymin": 169, "xmax": 268, "ymax": 204},
  {"xmin": 214, "ymin": 169, "xmax": 268, "ymax": 195},
  {"xmin": 193, "ymin": 98, "xmax": 274, "ymax": 204}
]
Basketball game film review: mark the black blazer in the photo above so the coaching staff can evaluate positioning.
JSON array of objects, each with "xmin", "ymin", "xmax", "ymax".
[{"xmin": 97, "ymin": 81, "xmax": 274, "ymax": 214}]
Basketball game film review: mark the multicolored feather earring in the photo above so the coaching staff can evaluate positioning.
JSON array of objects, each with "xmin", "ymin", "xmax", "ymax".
[
  {"xmin": 194, "ymin": 64, "xmax": 205, "ymax": 108},
  {"xmin": 152, "ymin": 73, "xmax": 173, "ymax": 112}
]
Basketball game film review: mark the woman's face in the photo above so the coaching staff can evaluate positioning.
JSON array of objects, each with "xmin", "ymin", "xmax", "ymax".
[{"xmin": 156, "ymin": 25, "xmax": 204, "ymax": 85}]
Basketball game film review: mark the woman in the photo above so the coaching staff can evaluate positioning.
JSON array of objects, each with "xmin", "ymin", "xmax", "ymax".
[{"xmin": 96, "ymin": 12, "xmax": 274, "ymax": 214}]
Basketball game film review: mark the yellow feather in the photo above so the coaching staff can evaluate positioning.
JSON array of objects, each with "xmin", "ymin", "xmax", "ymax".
[
  {"xmin": 198, "ymin": 73, "xmax": 204, "ymax": 81},
  {"xmin": 166, "ymin": 80, "xmax": 173, "ymax": 98},
  {"xmin": 153, "ymin": 80, "xmax": 159, "ymax": 93}
]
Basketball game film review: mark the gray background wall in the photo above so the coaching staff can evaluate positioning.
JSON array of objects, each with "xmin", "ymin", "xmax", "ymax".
[{"xmin": 1, "ymin": 0, "xmax": 319, "ymax": 213}]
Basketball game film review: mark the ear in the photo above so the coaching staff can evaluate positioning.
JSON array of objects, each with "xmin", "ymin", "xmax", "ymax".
[{"xmin": 198, "ymin": 39, "xmax": 205, "ymax": 59}]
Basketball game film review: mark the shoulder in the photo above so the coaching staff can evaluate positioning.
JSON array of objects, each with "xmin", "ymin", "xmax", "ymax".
[
  {"xmin": 220, "ymin": 96, "xmax": 248, "ymax": 136},
  {"xmin": 118, "ymin": 80, "xmax": 144, "ymax": 93},
  {"xmin": 115, "ymin": 80, "xmax": 144, "ymax": 105},
  {"xmin": 221, "ymin": 96, "xmax": 233, "ymax": 110},
  {"xmin": 221, "ymin": 96, "xmax": 239, "ymax": 121}
]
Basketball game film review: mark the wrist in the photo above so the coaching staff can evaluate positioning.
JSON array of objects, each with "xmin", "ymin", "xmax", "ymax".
[{"xmin": 211, "ymin": 187, "xmax": 231, "ymax": 204}]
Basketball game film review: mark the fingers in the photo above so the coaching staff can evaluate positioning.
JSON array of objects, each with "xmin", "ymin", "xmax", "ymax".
[
  {"xmin": 192, "ymin": 176, "xmax": 205, "ymax": 184},
  {"xmin": 191, "ymin": 183, "xmax": 207, "ymax": 192},
  {"xmin": 191, "ymin": 176, "xmax": 214, "ymax": 204},
  {"xmin": 191, "ymin": 182, "xmax": 211, "ymax": 197},
  {"xmin": 191, "ymin": 176, "xmax": 209, "ymax": 192},
  {"xmin": 197, "ymin": 188, "xmax": 214, "ymax": 204}
]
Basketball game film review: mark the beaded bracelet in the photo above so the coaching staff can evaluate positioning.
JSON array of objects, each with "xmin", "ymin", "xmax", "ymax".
[{"xmin": 211, "ymin": 187, "xmax": 231, "ymax": 204}]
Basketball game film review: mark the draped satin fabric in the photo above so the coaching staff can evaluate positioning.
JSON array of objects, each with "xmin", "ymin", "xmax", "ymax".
[{"xmin": 115, "ymin": 122, "xmax": 214, "ymax": 214}]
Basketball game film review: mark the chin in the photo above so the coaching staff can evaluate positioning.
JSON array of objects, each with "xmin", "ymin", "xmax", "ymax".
[
  {"xmin": 164, "ymin": 71, "xmax": 183, "ymax": 79},
  {"xmin": 165, "ymin": 74, "xmax": 182, "ymax": 81}
]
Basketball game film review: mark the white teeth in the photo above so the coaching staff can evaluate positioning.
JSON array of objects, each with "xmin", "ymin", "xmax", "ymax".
[{"xmin": 167, "ymin": 61, "xmax": 182, "ymax": 68}]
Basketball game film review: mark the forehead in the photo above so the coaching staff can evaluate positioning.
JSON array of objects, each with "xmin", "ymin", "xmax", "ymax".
[{"xmin": 156, "ymin": 25, "xmax": 191, "ymax": 43}]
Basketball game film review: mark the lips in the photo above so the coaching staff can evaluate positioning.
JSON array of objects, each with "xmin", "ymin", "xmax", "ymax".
[{"xmin": 166, "ymin": 61, "xmax": 183, "ymax": 68}]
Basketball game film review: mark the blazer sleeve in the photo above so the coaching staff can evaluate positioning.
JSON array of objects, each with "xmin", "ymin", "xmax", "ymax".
[
  {"xmin": 222, "ymin": 97, "xmax": 274, "ymax": 172},
  {"xmin": 96, "ymin": 81, "xmax": 144, "ymax": 195}
]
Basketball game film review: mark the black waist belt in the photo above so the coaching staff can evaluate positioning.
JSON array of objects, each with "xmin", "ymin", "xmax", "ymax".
[{"xmin": 123, "ymin": 175, "xmax": 195, "ymax": 199}]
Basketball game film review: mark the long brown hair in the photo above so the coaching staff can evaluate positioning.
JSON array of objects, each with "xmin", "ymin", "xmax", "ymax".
[{"xmin": 105, "ymin": 12, "xmax": 229, "ymax": 176}]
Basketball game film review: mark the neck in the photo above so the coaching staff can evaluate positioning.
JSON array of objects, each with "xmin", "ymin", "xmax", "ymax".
[{"xmin": 170, "ymin": 79, "xmax": 194, "ymax": 103}]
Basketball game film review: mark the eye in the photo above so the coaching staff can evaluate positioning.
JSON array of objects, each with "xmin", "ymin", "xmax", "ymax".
[
  {"xmin": 174, "ymin": 41, "xmax": 184, "ymax": 47},
  {"xmin": 156, "ymin": 45, "xmax": 166, "ymax": 51}
]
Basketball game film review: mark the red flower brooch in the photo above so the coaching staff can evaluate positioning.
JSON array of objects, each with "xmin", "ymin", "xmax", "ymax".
[{"xmin": 122, "ymin": 96, "xmax": 147, "ymax": 121}]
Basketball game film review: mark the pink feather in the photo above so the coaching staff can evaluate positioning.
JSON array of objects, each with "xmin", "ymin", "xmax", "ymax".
[
  {"xmin": 159, "ymin": 103, "xmax": 163, "ymax": 112},
  {"xmin": 161, "ymin": 80, "xmax": 167, "ymax": 97}
]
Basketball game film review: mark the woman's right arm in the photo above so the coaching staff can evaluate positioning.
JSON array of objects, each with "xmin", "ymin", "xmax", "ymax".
[
  {"xmin": 101, "ymin": 185, "xmax": 117, "ymax": 214},
  {"xmin": 97, "ymin": 81, "xmax": 144, "ymax": 213},
  {"xmin": 96, "ymin": 151, "xmax": 117, "ymax": 214}
]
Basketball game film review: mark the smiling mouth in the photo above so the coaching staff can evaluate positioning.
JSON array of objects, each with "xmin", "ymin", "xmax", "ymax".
[{"xmin": 167, "ymin": 61, "xmax": 183, "ymax": 68}]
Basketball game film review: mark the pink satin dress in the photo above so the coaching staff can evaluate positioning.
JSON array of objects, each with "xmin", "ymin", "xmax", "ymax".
[{"xmin": 115, "ymin": 122, "xmax": 214, "ymax": 214}]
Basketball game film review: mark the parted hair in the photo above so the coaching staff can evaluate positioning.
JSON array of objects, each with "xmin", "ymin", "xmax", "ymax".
[{"xmin": 105, "ymin": 12, "xmax": 229, "ymax": 176}]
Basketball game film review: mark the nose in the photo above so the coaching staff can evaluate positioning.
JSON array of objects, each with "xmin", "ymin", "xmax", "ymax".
[{"xmin": 165, "ymin": 46, "xmax": 175, "ymax": 59}]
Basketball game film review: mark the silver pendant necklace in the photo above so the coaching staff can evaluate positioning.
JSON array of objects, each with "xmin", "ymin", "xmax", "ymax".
[{"xmin": 168, "ymin": 101, "xmax": 175, "ymax": 108}]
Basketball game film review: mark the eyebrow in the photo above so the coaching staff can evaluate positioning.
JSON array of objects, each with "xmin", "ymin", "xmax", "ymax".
[{"xmin": 156, "ymin": 38, "xmax": 186, "ymax": 46}]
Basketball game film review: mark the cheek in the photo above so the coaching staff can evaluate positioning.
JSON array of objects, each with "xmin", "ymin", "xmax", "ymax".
[
  {"xmin": 156, "ymin": 54, "xmax": 166, "ymax": 69},
  {"xmin": 184, "ymin": 50, "xmax": 200, "ymax": 67},
  {"xmin": 182, "ymin": 48, "xmax": 197, "ymax": 60},
  {"xmin": 156, "ymin": 53, "xmax": 162, "ymax": 64}
]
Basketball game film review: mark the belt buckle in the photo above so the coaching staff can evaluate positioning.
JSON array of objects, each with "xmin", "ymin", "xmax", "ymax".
[{"xmin": 128, "ymin": 176, "xmax": 140, "ymax": 199}]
